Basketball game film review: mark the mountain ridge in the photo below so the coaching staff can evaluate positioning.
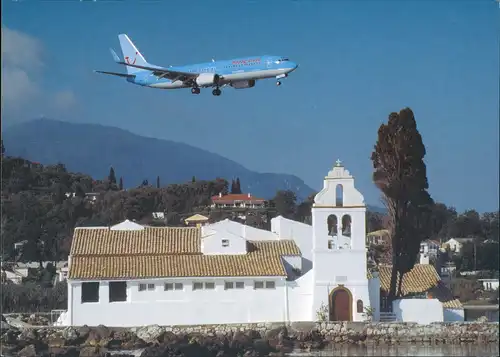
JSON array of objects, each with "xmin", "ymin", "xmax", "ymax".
[
  {"xmin": 3, "ymin": 118, "xmax": 386, "ymax": 212},
  {"xmin": 3, "ymin": 118, "xmax": 315, "ymax": 200}
]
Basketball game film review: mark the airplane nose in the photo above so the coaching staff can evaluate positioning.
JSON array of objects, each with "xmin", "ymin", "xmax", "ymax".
[{"xmin": 289, "ymin": 62, "xmax": 298, "ymax": 72}]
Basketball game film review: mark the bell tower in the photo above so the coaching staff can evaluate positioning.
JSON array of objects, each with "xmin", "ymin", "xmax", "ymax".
[{"xmin": 311, "ymin": 160, "xmax": 370, "ymax": 322}]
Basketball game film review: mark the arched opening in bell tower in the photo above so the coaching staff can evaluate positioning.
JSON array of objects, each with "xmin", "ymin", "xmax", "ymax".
[
  {"xmin": 327, "ymin": 214, "xmax": 338, "ymax": 236},
  {"xmin": 335, "ymin": 184, "xmax": 343, "ymax": 207},
  {"xmin": 341, "ymin": 214, "xmax": 352, "ymax": 237}
]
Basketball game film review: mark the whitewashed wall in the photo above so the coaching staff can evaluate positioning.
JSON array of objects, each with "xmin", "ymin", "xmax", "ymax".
[
  {"xmin": 68, "ymin": 277, "xmax": 288, "ymax": 327},
  {"xmin": 201, "ymin": 231, "xmax": 247, "ymax": 255},
  {"xmin": 392, "ymin": 299, "xmax": 444, "ymax": 324},
  {"xmin": 273, "ymin": 217, "xmax": 313, "ymax": 273},
  {"xmin": 285, "ymin": 271, "xmax": 314, "ymax": 322}
]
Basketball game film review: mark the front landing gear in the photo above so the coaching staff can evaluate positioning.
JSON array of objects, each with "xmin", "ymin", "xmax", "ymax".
[
  {"xmin": 212, "ymin": 88, "xmax": 221, "ymax": 96},
  {"xmin": 191, "ymin": 87, "xmax": 200, "ymax": 95}
]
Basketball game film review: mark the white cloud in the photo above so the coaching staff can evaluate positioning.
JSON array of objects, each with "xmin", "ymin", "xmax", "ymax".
[
  {"xmin": 53, "ymin": 90, "xmax": 77, "ymax": 111},
  {"xmin": 1, "ymin": 26, "xmax": 77, "ymax": 123}
]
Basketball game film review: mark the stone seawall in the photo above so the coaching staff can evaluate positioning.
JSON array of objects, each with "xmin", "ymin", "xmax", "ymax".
[{"xmin": 1, "ymin": 319, "xmax": 499, "ymax": 356}]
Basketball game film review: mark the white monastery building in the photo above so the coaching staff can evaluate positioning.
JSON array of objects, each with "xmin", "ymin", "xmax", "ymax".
[{"xmin": 60, "ymin": 161, "xmax": 462, "ymax": 327}]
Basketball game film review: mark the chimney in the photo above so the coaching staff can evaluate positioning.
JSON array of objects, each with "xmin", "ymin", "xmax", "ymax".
[
  {"xmin": 247, "ymin": 193, "xmax": 251, "ymax": 198},
  {"xmin": 219, "ymin": 192, "xmax": 222, "ymax": 198}
]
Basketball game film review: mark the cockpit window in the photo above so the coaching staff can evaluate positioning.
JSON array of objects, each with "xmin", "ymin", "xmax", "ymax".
[{"xmin": 274, "ymin": 57, "xmax": 289, "ymax": 64}]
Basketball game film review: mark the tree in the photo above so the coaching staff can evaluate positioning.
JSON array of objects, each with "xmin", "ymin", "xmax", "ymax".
[
  {"xmin": 119, "ymin": 177, "xmax": 124, "ymax": 190},
  {"xmin": 108, "ymin": 167, "xmax": 117, "ymax": 185},
  {"xmin": 370, "ymin": 107, "xmax": 434, "ymax": 300},
  {"xmin": 156, "ymin": 176, "xmax": 160, "ymax": 189},
  {"xmin": 192, "ymin": 176, "xmax": 196, "ymax": 183},
  {"xmin": 75, "ymin": 184, "xmax": 86, "ymax": 198},
  {"xmin": 235, "ymin": 178, "xmax": 242, "ymax": 194},
  {"xmin": 230, "ymin": 179, "xmax": 236, "ymax": 194},
  {"xmin": 272, "ymin": 190, "xmax": 297, "ymax": 219},
  {"xmin": 141, "ymin": 179, "xmax": 149, "ymax": 187}
]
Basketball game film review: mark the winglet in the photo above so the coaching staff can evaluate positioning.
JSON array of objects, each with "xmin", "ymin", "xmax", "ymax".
[{"xmin": 110, "ymin": 48, "xmax": 121, "ymax": 63}]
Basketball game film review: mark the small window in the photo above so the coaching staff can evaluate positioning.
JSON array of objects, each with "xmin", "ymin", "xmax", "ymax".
[
  {"xmin": 328, "ymin": 240, "xmax": 334, "ymax": 249},
  {"xmin": 265, "ymin": 281, "xmax": 275, "ymax": 289},
  {"xmin": 165, "ymin": 282, "xmax": 184, "ymax": 291},
  {"xmin": 138, "ymin": 283, "xmax": 147, "ymax": 292},
  {"xmin": 147, "ymin": 283, "xmax": 155, "ymax": 291},
  {"xmin": 81, "ymin": 282, "xmax": 99, "ymax": 303},
  {"xmin": 235, "ymin": 282, "xmax": 244, "ymax": 289},
  {"xmin": 193, "ymin": 282, "xmax": 203, "ymax": 290},
  {"xmin": 109, "ymin": 281, "xmax": 127, "ymax": 302},
  {"xmin": 225, "ymin": 282, "xmax": 234, "ymax": 290},
  {"xmin": 222, "ymin": 239, "xmax": 229, "ymax": 247},
  {"xmin": 254, "ymin": 281, "xmax": 264, "ymax": 289},
  {"xmin": 205, "ymin": 282, "xmax": 215, "ymax": 290},
  {"xmin": 357, "ymin": 300, "xmax": 364, "ymax": 313}
]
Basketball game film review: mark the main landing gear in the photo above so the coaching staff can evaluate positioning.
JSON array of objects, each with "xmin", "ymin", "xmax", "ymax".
[
  {"xmin": 276, "ymin": 81, "xmax": 282, "ymax": 86},
  {"xmin": 212, "ymin": 88, "xmax": 221, "ymax": 96},
  {"xmin": 191, "ymin": 87, "xmax": 200, "ymax": 95}
]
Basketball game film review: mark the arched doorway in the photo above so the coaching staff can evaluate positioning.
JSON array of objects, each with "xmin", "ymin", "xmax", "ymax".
[{"xmin": 329, "ymin": 286, "xmax": 352, "ymax": 321}]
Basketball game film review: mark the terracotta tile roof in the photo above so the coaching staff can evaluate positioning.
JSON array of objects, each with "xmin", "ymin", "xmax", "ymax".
[
  {"xmin": 68, "ymin": 226, "xmax": 300, "ymax": 280},
  {"xmin": 70, "ymin": 227, "xmax": 201, "ymax": 256},
  {"xmin": 378, "ymin": 265, "xmax": 463, "ymax": 309},
  {"xmin": 212, "ymin": 194, "xmax": 265, "ymax": 203}
]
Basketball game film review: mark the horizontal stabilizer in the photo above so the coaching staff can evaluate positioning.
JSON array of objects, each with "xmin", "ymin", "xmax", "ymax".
[
  {"xmin": 110, "ymin": 48, "xmax": 121, "ymax": 63},
  {"xmin": 94, "ymin": 70, "xmax": 135, "ymax": 78}
]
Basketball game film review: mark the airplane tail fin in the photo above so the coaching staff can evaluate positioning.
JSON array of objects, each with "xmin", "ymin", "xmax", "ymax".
[{"xmin": 118, "ymin": 34, "xmax": 149, "ymax": 74}]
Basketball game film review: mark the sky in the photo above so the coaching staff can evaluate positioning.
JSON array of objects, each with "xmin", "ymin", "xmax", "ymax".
[{"xmin": 2, "ymin": 0, "xmax": 499, "ymax": 213}]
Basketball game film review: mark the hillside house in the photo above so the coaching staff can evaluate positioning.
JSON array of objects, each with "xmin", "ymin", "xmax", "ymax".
[
  {"xmin": 184, "ymin": 214, "xmax": 209, "ymax": 227},
  {"xmin": 211, "ymin": 193, "xmax": 266, "ymax": 209},
  {"xmin": 444, "ymin": 238, "xmax": 475, "ymax": 254},
  {"xmin": 58, "ymin": 160, "xmax": 459, "ymax": 327},
  {"xmin": 478, "ymin": 279, "xmax": 499, "ymax": 291},
  {"xmin": 418, "ymin": 239, "xmax": 442, "ymax": 265},
  {"xmin": 366, "ymin": 229, "xmax": 390, "ymax": 246}
]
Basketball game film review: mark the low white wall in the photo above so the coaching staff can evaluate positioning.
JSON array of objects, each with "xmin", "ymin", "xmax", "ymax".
[
  {"xmin": 368, "ymin": 275, "xmax": 380, "ymax": 322},
  {"xmin": 392, "ymin": 299, "xmax": 443, "ymax": 324}
]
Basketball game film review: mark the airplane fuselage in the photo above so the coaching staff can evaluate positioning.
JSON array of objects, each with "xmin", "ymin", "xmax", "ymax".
[
  {"xmin": 128, "ymin": 55, "xmax": 297, "ymax": 89},
  {"xmin": 95, "ymin": 34, "xmax": 298, "ymax": 95}
]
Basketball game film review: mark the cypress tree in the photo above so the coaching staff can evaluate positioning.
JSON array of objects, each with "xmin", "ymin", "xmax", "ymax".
[
  {"xmin": 235, "ymin": 177, "xmax": 242, "ymax": 194},
  {"xmin": 108, "ymin": 166, "xmax": 117, "ymax": 185}
]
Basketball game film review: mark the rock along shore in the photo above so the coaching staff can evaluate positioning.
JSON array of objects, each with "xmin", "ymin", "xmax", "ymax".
[{"xmin": 1, "ymin": 319, "xmax": 499, "ymax": 357}]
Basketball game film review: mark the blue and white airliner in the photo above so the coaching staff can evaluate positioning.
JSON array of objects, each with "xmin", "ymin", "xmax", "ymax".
[{"xmin": 95, "ymin": 34, "xmax": 299, "ymax": 96}]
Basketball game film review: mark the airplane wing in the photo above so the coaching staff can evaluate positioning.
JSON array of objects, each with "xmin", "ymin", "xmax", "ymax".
[
  {"xmin": 116, "ymin": 61, "xmax": 198, "ymax": 83},
  {"xmin": 94, "ymin": 70, "xmax": 135, "ymax": 78}
]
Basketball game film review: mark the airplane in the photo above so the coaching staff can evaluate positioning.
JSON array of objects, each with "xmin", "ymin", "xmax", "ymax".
[{"xmin": 95, "ymin": 34, "xmax": 299, "ymax": 96}]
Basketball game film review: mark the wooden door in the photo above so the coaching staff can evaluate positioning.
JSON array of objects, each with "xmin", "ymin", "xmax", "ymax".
[{"xmin": 329, "ymin": 289, "xmax": 351, "ymax": 321}]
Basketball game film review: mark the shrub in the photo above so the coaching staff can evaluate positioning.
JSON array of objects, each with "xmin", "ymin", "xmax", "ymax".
[{"xmin": 1, "ymin": 280, "xmax": 67, "ymax": 313}]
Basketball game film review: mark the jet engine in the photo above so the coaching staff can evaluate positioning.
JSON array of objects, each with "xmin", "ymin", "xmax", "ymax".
[
  {"xmin": 230, "ymin": 80, "xmax": 256, "ymax": 89},
  {"xmin": 195, "ymin": 73, "xmax": 220, "ymax": 87}
]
